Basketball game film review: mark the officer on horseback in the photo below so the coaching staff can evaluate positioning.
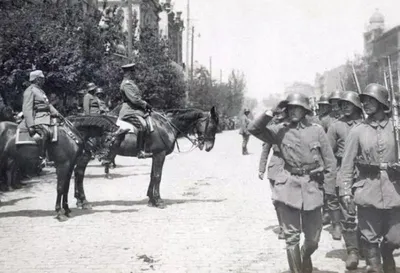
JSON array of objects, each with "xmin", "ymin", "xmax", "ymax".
[
  {"xmin": 119, "ymin": 63, "xmax": 152, "ymax": 159},
  {"xmin": 22, "ymin": 70, "xmax": 62, "ymax": 168}
]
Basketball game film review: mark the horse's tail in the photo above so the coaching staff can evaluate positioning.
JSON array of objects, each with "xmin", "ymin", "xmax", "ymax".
[{"xmin": 0, "ymin": 121, "xmax": 17, "ymax": 170}]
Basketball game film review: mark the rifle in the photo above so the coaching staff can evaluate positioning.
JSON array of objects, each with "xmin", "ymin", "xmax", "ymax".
[
  {"xmin": 387, "ymin": 55, "xmax": 400, "ymax": 163},
  {"xmin": 339, "ymin": 72, "xmax": 345, "ymax": 91},
  {"xmin": 384, "ymin": 70, "xmax": 389, "ymax": 90},
  {"xmin": 351, "ymin": 62, "xmax": 361, "ymax": 94}
]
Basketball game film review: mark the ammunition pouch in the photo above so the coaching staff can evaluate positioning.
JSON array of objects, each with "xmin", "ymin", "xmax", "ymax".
[{"xmin": 356, "ymin": 162, "xmax": 399, "ymax": 181}]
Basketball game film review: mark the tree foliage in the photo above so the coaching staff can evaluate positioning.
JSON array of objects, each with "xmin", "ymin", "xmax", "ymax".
[
  {"xmin": 188, "ymin": 66, "xmax": 247, "ymax": 117},
  {"xmin": 0, "ymin": 1, "xmax": 186, "ymax": 114}
]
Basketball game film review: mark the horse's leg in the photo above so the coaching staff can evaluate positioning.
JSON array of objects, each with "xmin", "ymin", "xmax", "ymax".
[
  {"xmin": 149, "ymin": 152, "xmax": 166, "ymax": 208},
  {"xmin": 147, "ymin": 159, "xmax": 156, "ymax": 206},
  {"xmin": 62, "ymin": 164, "xmax": 74, "ymax": 218},
  {"xmin": 74, "ymin": 152, "xmax": 92, "ymax": 210},
  {"xmin": 111, "ymin": 157, "xmax": 117, "ymax": 169},
  {"xmin": 55, "ymin": 161, "xmax": 71, "ymax": 222}
]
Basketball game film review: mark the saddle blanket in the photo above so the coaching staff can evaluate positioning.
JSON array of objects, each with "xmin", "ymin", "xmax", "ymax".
[
  {"xmin": 16, "ymin": 126, "xmax": 58, "ymax": 145},
  {"xmin": 116, "ymin": 119, "xmax": 137, "ymax": 134}
]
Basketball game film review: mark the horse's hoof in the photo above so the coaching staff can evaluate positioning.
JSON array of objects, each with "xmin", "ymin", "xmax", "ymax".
[
  {"xmin": 147, "ymin": 200, "xmax": 156, "ymax": 207},
  {"xmin": 157, "ymin": 198, "xmax": 165, "ymax": 205},
  {"xmin": 82, "ymin": 203, "xmax": 92, "ymax": 210},
  {"xmin": 76, "ymin": 202, "xmax": 83, "ymax": 209},
  {"xmin": 56, "ymin": 214, "xmax": 69, "ymax": 222}
]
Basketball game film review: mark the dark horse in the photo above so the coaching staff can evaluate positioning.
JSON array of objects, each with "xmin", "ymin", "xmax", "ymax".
[
  {"xmin": 0, "ymin": 116, "xmax": 125, "ymax": 221},
  {"xmin": 71, "ymin": 106, "xmax": 219, "ymax": 208}
]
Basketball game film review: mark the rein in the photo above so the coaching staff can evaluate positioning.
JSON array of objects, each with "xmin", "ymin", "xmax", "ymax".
[{"xmin": 152, "ymin": 111, "xmax": 210, "ymax": 153}]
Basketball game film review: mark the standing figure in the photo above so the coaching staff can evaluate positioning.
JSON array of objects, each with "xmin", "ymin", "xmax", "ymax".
[
  {"xmin": 340, "ymin": 83, "xmax": 400, "ymax": 273},
  {"xmin": 239, "ymin": 108, "xmax": 251, "ymax": 155},
  {"xmin": 326, "ymin": 91, "xmax": 363, "ymax": 269},
  {"xmin": 119, "ymin": 63, "xmax": 153, "ymax": 159},
  {"xmin": 329, "ymin": 90, "xmax": 343, "ymax": 120},
  {"xmin": 249, "ymin": 93, "xmax": 336, "ymax": 273},
  {"xmin": 22, "ymin": 70, "xmax": 61, "ymax": 168},
  {"xmin": 258, "ymin": 100, "xmax": 288, "ymax": 240},
  {"xmin": 318, "ymin": 94, "xmax": 334, "ymax": 132},
  {"xmin": 95, "ymin": 88, "xmax": 109, "ymax": 114},
  {"xmin": 83, "ymin": 82, "xmax": 100, "ymax": 115}
]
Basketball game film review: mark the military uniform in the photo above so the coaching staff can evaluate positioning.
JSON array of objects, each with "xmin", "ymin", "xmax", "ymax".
[
  {"xmin": 259, "ymin": 116, "xmax": 287, "ymax": 240},
  {"xmin": 119, "ymin": 63, "xmax": 152, "ymax": 158},
  {"xmin": 339, "ymin": 83, "xmax": 400, "ymax": 272},
  {"xmin": 249, "ymin": 93, "xmax": 337, "ymax": 273},
  {"xmin": 83, "ymin": 92, "xmax": 100, "ymax": 115},
  {"xmin": 239, "ymin": 110, "xmax": 251, "ymax": 155},
  {"xmin": 22, "ymin": 71, "xmax": 60, "ymax": 166}
]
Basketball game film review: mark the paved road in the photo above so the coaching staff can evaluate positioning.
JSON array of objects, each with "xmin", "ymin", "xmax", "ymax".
[{"xmin": 0, "ymin": 130, "xmax": 399, "ymax": 273}]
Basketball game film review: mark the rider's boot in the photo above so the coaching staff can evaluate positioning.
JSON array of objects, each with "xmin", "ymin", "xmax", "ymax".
[
  {"xmin": 36, "ymin": 136, "xmax": 47, "ymax": 169},
  {"xmin": 137, "ymin": 130, "xmax": 152, "ymax": 159}
]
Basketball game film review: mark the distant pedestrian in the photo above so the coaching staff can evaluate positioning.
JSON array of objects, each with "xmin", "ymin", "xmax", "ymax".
[{"xmin": 239, "ymin": 108, "xmax": 251, "ymax": 155}]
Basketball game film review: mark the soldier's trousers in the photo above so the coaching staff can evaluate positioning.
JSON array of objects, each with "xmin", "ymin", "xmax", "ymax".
[
  {"xmin": 358, "ymin": 206, "xmax": 400, "ymax": 249},
  {"xmin": 34, "ymin": 124, "xmax": 51, "ymax": 158},
  {"xmin": 242, "ymin": 134, "xmax": 249, "ymax": 149},
  {"xmin": 327, "ymin": 187, "xmax": 358, "ymax": 250},
  {"xmin": 276, "ymin": 202, "xmax": 322, "ymax": 251}
]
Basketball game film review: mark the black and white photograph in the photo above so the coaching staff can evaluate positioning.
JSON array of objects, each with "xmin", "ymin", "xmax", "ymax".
[{"xmin": 1, "ymin": 0, "xmax": 400, "ymax": 272}]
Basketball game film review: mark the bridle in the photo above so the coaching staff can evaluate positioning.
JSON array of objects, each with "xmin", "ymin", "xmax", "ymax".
[{"xmin": 153, "ymin": 111, "xmax": 215, "ymax": 152}]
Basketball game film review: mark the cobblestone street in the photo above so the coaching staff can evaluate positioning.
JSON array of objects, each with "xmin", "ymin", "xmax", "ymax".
[{"xmin": 0, "ymin": 130, "xmax": 398, "ymax": 273}]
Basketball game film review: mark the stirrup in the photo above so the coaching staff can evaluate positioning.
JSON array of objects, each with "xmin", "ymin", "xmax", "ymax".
[{"xmin": 137, "ymin": 150, "xmax": 153, "ymax": 159}]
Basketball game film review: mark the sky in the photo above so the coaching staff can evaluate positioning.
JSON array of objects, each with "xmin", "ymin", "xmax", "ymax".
[{"xmin": 171, "ymin": 0, "xmax": 400, "ymax": 100}]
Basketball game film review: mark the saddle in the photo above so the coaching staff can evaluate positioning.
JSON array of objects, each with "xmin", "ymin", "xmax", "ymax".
[
  {"xmin": 116, "ymin": 115, "xmax": 154, "ymax": 134},
  {"xmin": 16, "ymin": 126, "xmax": 58, "ymax": 145}
]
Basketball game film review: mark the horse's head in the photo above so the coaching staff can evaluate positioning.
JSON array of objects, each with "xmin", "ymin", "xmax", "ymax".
[{"xmin": 195, "ymin": 106, "xmax": 219, "ymax": 152}]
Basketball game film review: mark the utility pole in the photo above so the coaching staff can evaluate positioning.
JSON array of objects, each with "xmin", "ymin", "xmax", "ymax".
[
  {"xmin": 185, "ymin": 0, "xmax": 190, "ymax": 75},
  {"xmin": 209, "ymin": 56, "xmax": 212, "ymax": 86},
  {"xmin": 127, "ymin": 0, "xmax": 133, "ymax": 60},
  {"xmin": 190, "ymin": 26, "xmax": 194, "ymax": 84}
]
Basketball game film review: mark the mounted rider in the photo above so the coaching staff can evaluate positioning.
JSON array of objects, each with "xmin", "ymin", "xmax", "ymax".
[
  {"xmin": 119, "ymin": 63, "xmax": 153, "ymax": 159},
  {"xmin": 83, "ymin": 82, "xmax": 101, "ymax": 115},
  {"xmin": 22, "ymin": 70, "xmax": 62, "ymax": 168}
]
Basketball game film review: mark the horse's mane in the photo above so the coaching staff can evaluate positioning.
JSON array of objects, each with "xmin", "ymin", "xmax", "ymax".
[
  {"xmin": 67, "ymin": 115, "xmax": 119, "ymax": 132},
  {"xmin": 160, "ymin": 108, "xmax": 206, "ymax": 133}
]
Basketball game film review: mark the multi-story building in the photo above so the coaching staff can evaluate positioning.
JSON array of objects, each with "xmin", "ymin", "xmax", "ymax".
[{"xmin": 363, "ymin": 9, "xmax": 400, "ymax": 91}]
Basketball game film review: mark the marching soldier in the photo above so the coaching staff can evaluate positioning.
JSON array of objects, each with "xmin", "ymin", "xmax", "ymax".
[
  {"xmin": 119, "ymin": 63, "xmax": 153, "ymax": 159},
  {"xmin": 329, "ymin": 90, "xmax": 342, "ymax": 120},
  {"xmin": 22, "ymin": 70, "xmax": 62, "ymax": 168},
  {"xmin": 326, "ymin": 91, "xmax": 363, "ymax": 269},
  {"xmin": 249, "ymin": 93, "xmax": 337, "ymax": 273},
  {"xmin": 258, "ymin": 101, "xmax": 288, "ymax": 240},
  {"xmin": 340, "ymin": 83, "xmax": 400, "ymax": 273},
  {"xmin": 239, "ymin": 108, "xmax": 251, "ymax": 155},
  {"xmin": 317, "ymin": 94, "xmax": 335, "ymax": 132},
  {"xmin": 83, "ymin": 82, "xmax": 100, "ymax": 115}
]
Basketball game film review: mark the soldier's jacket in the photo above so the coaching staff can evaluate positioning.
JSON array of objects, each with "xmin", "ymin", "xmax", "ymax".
[
  {"xmin": 98, "ymin": 99, "xmax": 109, "ymax": 114},
  {"xmin": 249, "ymin": 114, "xmax": 337, "ymax": 210},
  {"xmin": 119, "ymin": 79, "xmax": 148, "ymax": 120},
  {"xmin": 22, "ymin": 84, "xmax": 58, "ymax": 128},
  {"xmin": 326, "ymin": 116, "xmax": 362, "ymax": 189},
  {"xmin": 318, "ymin": 112, "xmax": 336, "ymax": 132},
  {"xmin": 239, "ymin": 114, "xmax": 251, "ymax": 135},
  {"xmin": 83, "ymin": 93, "xmax": 100, "ymax": 115},
  {"xmin": 339, "ymin": 117, "xmax": 400, "ymax": 209}
]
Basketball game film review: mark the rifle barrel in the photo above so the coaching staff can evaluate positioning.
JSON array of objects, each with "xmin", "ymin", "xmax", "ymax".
[{"xmin": 387, "ymin": 56, "xmax": 400, "ymax": 162}]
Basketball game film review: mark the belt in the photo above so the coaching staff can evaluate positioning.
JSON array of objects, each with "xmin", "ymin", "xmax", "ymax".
[{"xmin": 285, "ymin": 162, "xmax": 320, "ymax": 176}]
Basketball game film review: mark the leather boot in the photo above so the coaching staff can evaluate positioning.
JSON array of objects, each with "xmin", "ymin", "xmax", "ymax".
[
  {"xmin": 381, "ymin": 241, "xmax": 396, "ymax": 273},
  {"xmin": 342, "ymin": 230, "xmax": 359, "ymax": 270},
  {"xmin": 365, "ymin": 244, "xmax": 383, "ymax": 273},
  {"xmin": 286, "ymin": 245, "xmax": 302, "ymax": 273},
  {"xmin": 36, "ymin": 136, "xmax": 47, "ymax": 168},
  {"xmin": 275, "ymin": 206, "xmax": 285, "ymax": 240},
  {"xmin": 137, "ymin": 131, "xmax": 152, "ymax": 159},
  {"xmin": 330, "ymin": 209, "xmax": 342, "ymax": 240},
  {"xmin": 301, "ymin": 245, "xmax": 314, "ymax": 273}
]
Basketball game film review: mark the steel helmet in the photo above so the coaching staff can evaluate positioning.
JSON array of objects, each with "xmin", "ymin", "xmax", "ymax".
[
  {"xmin": 285, "ymin": 93, "xmax": 311, "ymax": 113},
  {"xmin": 86, "ymin": 82, "xmax": 97, "ymax": 92},
  {"xmin": 95, "ymin": 87, "xmax": 104, "ymax": 95},
  {"xmin": 360, "ymin": 83, "xmax": 389, "ymax": 110},
  {"xmin": 317, "ymin": 94, "xmax": 330, "ymax": 105},
  {"xmin": 272, "ymin": 100, "xmax": 288, "ymax": 114},
  {"xmin": 339, "ymin": 91, "xmax": 362, "ymax": 109},
  {"xmin": 329, "ymin": 90, "xmax": 342, "ymax": 102}
]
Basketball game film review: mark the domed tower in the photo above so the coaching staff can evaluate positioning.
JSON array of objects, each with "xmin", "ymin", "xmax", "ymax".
[{"xmin": 364, "ymin": 9, "xmax": 385, "ymax": 56}]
